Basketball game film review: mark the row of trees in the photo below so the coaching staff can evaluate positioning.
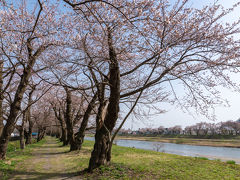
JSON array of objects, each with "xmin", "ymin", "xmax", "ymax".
[
  {"xmin": 1, "ymin": 0, "xmax": 240, "ymax": 172},
  {"xmin": 185, "ymin": 121, "xmax": 240, "ymax": 136},
  {"xmin": 120, "ymin": 120, "xmax": 240, "ymax": 136}
]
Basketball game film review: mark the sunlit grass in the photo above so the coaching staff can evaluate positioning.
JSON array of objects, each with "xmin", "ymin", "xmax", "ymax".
[
  {"xmin": 1, "ymin": 137, "xmax": 240, "ymax": 180},
  {"xmin": 0, "ymin": 138, "xmax": 46, "ymax": 180},
  {"xmin": 110, "ymin": 144, "xmax": 240, "ymax": 179}
]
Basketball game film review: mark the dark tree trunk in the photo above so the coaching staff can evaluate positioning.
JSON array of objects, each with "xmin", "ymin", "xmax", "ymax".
[
  {"xmin": 37, "ymin": 127, "xmax": 46, "ymax": 142},
  {"xmin": 52, "ymin": 105, "xmax": 68, "ymax": 146},
  {"xmin": 0, "ymin": 121, "xmax": 16, "ymax": 159},
  {"xmin": 37, "ymin": 129, "xmax": 41, "ymax": 142},
  {"xmin": 19, "ymin": 127, "xmax": 25, "ymax": 149},
  {"xmin": 61, "ymin": 127, "xmax": 68, "ymax": 145},
  {"xmin": 0, "ymin": 122, "xmax": 3, "ymax": 139},
  {"xmin": 89, "ymin": 129, "xmax": 111, "ymax": 171},
  {"xmin": 0, "ymin": 128, "xmax": 10, "ymax": 159},
  {"xmin": 88, "ymin": 29, "xmax": 120, "ymax": 172},
  {"xmin": 0, "ymin": 61, "xmax": 3, "ymax": 137},
  {"xmin": 56, "ymin": 130, "xmax": 61, "ymax": 138},
  {"xmin": 19, "ymin": 112, "xmax": 26, "ymax": 149},
  {"xmin": 64, "ymin": 88, "xmax": 75, "ymax": 151},
  {"xmin": 74, "ymin": 94, "xmax": 97, "ymax": 150},
  {"xmin": 25, "ymin": 86, "xmax": 35, "ymax": 145},
  {"xmin": 25, "ymin": 119, "xmax": 34, "ymax": 145},
  {"xmin": 196, "ymin": 130, "xmax": 200, "ymax": 136},
  {"xmin": 15, "ymin": 121, "xmax": 25, "ymax": 150},
  {"xmin": 69, "ymin": 138, "xmax": 78, "ymax": 151}
]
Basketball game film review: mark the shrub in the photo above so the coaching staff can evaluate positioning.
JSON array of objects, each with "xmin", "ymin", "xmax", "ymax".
[
  {"xmin": 226, "ymin": 160, "xmax": 236, "ymax": 165},
  {"xmin": 195, "ymin": 157, "xmax": 208, "ymax": 160},
  {"xmin": 175, "ymin": 139, "xmax": 184, "ymax": 144}
]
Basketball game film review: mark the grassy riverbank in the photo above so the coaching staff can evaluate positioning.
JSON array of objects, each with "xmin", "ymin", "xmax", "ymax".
[
  {"xmin": 115, "ymin": 135, "xmax": 240, "ymax": 148},
  {"xmin": 1, "ymin": 136, "xmax": 240, "ymax": 179}
]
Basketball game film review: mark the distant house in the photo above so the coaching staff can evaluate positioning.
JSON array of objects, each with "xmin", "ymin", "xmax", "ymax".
[
  {"xmin": 11, "ymin": 133, "xmax": 19, "ymax": 137},
  {"xmin": 11, "ymin": 128, "xmax": 20, "ymax": 137}
]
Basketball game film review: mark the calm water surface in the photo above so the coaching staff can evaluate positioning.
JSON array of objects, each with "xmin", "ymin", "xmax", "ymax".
[{"xmin": 85, "ymin": 137, "xmax": 240, "ymax": 163}]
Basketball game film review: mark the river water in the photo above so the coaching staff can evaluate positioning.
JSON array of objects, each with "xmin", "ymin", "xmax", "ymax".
[{"xmin": 85, "ymin": 137, "xmax": 240, "ymax": 163}]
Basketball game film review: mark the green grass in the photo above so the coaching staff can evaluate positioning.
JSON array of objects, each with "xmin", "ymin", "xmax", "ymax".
[
  {"xmin": 2, "ymin": 137, "xmax": 240, "ymax": 180},
  {"xmin": 175, "ymin": 139, "xmax": 185, "ymax": 144},
  {"xmin": 0, "ymin": 139, "xmax": 46, "ymax": 180},
  {"xmin": 226, "ymin": 160, "xmax": 236, "ymax": 165},
  {"xmin": 195, "ymin": 157, "xmax": 209, "ymax": 160},
  {"xmin": 57, "ymin": 139, "xmax": 240, "ymax": 179},
  {"xmin": 108, "ymin": 145, "xmax": 240, "ymax": 179}
]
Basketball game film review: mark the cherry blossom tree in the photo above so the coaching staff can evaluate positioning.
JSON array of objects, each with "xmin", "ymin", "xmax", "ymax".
[
  {"xmin": 49, "ymin": 83, "xmax": 97, "ymax": 150},
  {"xmin": 63, "ymin": 0, "xmax": 240, "ymax": 171},
  {"xmin": 0, "ymin": 0, "xmax": 74, "ymax": 159}
]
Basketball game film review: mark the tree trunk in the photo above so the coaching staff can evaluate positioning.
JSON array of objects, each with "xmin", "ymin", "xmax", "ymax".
[
  {"xmin": 55, "ymin": 128, "xmax": 61, "ymax": 138},
  {"xmin": 61, "ymin": 127, "xmax": 68, "ymax": 145},
  {"xmin": 88, "ymin": 29, "xmax": 120, "ymax": 171},
  {"xmin": 25, "ymin": 120, "xmax": 34, "ymax": 145},
  {"xmin": 19, "ymin": 112, "xmax": 26, "ymax": 149},
  {"xmin": 59, "ymin": 109, "xmax": 68, "ymax": 145},
  {"xmin": 0, "ymin": 61, "xmax": 3, "ymax": 137},
  {"xmin": 37, "ymin": 129, "xmax": 41, "ymax": 142},
  {"xmin": 0, "ymin": 123, "xmax": 3, "ymax": 139},
  {"xmin": 25, "ymin": 86, "xmax": 35, "ymax": 145},
  {"xmin": 0, "ymin": 102, "xmax": 25, "ymax": 159},
  {"xmin": 52, "ymin": 105, "xmax": 68, "ymax": 146},
  {"xmin": 0, "ymin": 124, "xmax": 14, "ymax": 159},
  {"xmin": 74, "ymin": 94, "xmax": 97, "ymax": 150},
  {"xmin": 64, "ymin": 87, "xmax": 76, "ymax": 151},
  {"xmin": 19, "ymin": 127, "xmax": 25, "ymax": 149},
  {"xmin": 69, "ymin": 138, "xmax": 78, "ymax": 151},
  {"xmin": 37, "ymin": 128, "xmax": 46, "ymax": 142},
  {"xmin": 89, "ymin": 129, "xmax": 111, "ymax": 171}
]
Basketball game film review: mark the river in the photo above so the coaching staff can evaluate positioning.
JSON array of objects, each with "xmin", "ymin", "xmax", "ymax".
[{"xmin": 85, "ymin": 137, "xmax": 240, "ymax": 163}]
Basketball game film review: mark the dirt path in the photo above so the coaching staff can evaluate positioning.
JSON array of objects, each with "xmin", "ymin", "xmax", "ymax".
[{"xmin": 9, "ymin": 137, "xmax": 81, "ymax": 180}]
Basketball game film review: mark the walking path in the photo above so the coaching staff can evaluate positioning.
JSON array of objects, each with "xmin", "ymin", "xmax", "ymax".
[{"xmin": 9, "ymin": 137, "xmax": 83, "ymax": 180}]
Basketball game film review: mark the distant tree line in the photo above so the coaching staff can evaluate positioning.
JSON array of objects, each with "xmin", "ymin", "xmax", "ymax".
[{"xmin": 119, "ymin": 120, "xmax": 240, "ymax": 137}]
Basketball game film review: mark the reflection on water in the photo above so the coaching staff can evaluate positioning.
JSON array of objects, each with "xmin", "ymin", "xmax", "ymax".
[{"xmin": 85, "ymin": 137, "xmax": 240, "ymax": 163}]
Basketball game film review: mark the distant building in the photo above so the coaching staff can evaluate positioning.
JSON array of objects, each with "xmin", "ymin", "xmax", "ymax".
[
  {"xmin": 11, "ymin": 128, "xmax": 20, "ymax": 137},
  {"xmin": 11, "ymin": 133, "xmax": 19, "ymax": 137}
]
